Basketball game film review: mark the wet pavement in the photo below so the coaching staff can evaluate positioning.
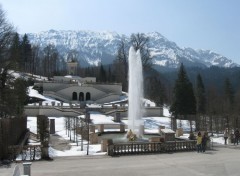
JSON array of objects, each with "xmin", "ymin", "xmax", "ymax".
[{"xmin": 1, "ymin": 143, "xmax": 240, "ymax": 176}]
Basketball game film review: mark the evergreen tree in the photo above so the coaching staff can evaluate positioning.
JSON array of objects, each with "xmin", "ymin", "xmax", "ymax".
[
  {"xmin": 170, "ymin": 63, "xmax": 196, "ymax": 118},
  {"xmin": 99, "ymin": 64, "xmax": 106, "ymax": 82},
  {"xmin": 196, "ymin": 74, "xmax": 206, "ymax": 114},
  {"xmin": 145, "ymin": 75, "xmax": 166, "ymax": 106},
  {"xmin": 223, "ymin": 78, "xmax": 234, "ymax": 129},
  {"xmin": 13, "ymin": 78, "xmax": 28, "ymax": 116},
  {"xmin": 20, "ymin": 34, "xmax": 32, "ymax": 73},
  {"xmin": 9, "ymin": 33, "xmax": 21, "ymax": 70},
  {"xmin": 107, "ymin": 66, "xmax": 114, "ymax": 82},
  {"xmin": 224, "ymin": 78, "xmax": 234, "ymax": 107},
  {"xmin": 195, "ymin": 74, "xmax": 206, "ymax": 131}
]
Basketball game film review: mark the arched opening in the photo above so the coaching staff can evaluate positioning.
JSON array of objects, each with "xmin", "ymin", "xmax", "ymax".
[
  {"xmin": 79, "ymin": 92, "xmax": 84, "ymax": 101},
  {"xmin": 72, "ymin": 92, "xmax": 77, "ymax": 100},
  {"xmin": 86, "ymin": 92, "xmax": 91, "ymax": 101}
]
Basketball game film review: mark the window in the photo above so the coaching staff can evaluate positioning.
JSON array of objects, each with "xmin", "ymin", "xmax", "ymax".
[
  {"xmin": 79, "ymin": 92, "xmax": 84, "ymax": 101},
  {"xmin": 86, "ymin": 92, "xmax": 91, "ymax": 101},
  {"xmin": 72, "ymin": 92, "xmax": 77, "ymax": 100}
]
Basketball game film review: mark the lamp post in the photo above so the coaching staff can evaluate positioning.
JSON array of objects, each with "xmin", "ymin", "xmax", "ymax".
[{"xmin": 85, "ymin": 111, "xmax": 90, "ymax": 155}]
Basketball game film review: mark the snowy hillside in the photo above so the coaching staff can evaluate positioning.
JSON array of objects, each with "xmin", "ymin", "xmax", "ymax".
[{"xmin": 27, "ymin": 30, "xmax": 238, "ymax": 68}]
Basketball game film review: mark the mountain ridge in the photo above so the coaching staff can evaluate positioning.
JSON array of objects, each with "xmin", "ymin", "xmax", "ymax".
[{"xmin": 27, "ymin": 29, "xmax": 239, "ymax": 68}]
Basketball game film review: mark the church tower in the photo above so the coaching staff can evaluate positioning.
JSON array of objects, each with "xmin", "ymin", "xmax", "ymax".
[
  {"xmin": 66, "ymin": 52, "xmax": 78, "ymax": 75},
  {"xmin": 67, "ymin": 60, "xmax": 78, "ymax": 75}
]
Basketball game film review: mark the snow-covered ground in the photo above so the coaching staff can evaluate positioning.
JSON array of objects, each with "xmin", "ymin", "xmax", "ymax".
[{"xmin": 26, "ymin": 86, "xmax": 225, "ymax": 158}]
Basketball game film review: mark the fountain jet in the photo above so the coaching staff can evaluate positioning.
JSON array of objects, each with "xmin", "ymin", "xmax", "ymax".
[{"xmin": 128, "ymin": 47, "xmax": 144, "ymax": 137}]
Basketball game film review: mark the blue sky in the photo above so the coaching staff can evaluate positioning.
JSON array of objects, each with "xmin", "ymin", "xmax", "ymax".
[{"xmin": 1, "ymin": 0, "xmax": 240, "ymax": 63}]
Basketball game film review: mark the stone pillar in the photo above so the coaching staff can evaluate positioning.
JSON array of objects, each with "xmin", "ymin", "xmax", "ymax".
[
  {"xmin": 85, "ymin": 113, "xmax": 91, "ymax": 123},
  {"xmin": 160, "ymin": 106, "xmax": 163, "ymax": 116},
  {"xmin": 139, "ymin": 125, "xmax": 144, "ymax": 135},
  {"xmin": 80, "ymin": 102, "xmax": 86, "ymax": 108},
  {"xmin": 50, "ymin": 119, "xmax": 55, "ymax": 134},
  {"xmin": 23, "ymin": 162, "xmax": 32, "ymax": 176},
  {"xmin": 120, "ymin": 124, "xmax": 125, "ymax": 132},
  {"xmin": 158, "ymin": 125, "xmax": 165, "ymax": 134},
  {"xmin": 176, "ymin": 128, "xmax": 183, "ymax": 137},
  {"xmin": 98, "ymin": 124, "xmax": 104, "ymax": 133},
  {"xmin": 89, "ymin": 132, "xmax": 98, "ymax": 144},
  {"xmin": 171, "ymin": 118, "xmax": 177, "ymax": 131},
  {"xmin": 89, "ymin": 125, "xmax": 95, "ymax": 133},
  {"xmin": 101, "ymin": 139, "xmax": 113, "ymax": 152},
  {"xmin": 114, "ymin": 112, "xmax": 121, "ymax": 122}
]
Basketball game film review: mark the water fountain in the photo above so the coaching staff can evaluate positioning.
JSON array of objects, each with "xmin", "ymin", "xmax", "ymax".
[
  {"xmin": 128, "ymin": 46, "xmax": 144, "ymax": 138},
  {"xmin": 98, "ymin": 46, "xmax": 149, "ymax": 146}
]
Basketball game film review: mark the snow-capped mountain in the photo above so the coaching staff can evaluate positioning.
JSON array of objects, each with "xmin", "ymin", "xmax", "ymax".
[{"xmin": 27, "ymin": 30, "xmax": 238, "ymax": 68}]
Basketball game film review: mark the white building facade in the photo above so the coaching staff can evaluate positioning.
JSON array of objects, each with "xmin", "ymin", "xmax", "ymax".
[{"xmin": 35, "ymin": 75, "xmax": 122, "ymax": 104}]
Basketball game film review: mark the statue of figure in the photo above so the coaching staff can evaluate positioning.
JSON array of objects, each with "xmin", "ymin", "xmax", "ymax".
[{"xmin": 127, "ymin": 129, "xmax": 137, "ymax": 141}]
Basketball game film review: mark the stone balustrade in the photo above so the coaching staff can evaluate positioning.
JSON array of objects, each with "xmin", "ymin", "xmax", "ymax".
[{"xmin": 107, "ymin": 140, "xmax": 196, "ymax": 156}]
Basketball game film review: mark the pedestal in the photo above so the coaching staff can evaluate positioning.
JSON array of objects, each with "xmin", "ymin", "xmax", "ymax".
[
  {"xmin": 98, "ymin": 124, "xmax": 104, "ymax": 133},
  {"xmin": 176, "ymin": 128, "xmax": 183, "ymax": 137},
  {"xmin": 50, "ymin": 119, "xmax": 55, "ymax": 134},
  {"xmin": 101, "ymin": 139, "xmax": 113, "ymax": 152},
  {"xmin": 23, "ymin": 162, "xmax": 32, "ymax": 176},
  {"xmin": 120, "ymin": 124, "xmax": 125, "ymax": 132},
  {"xmin": 89, "ymin": 125, "xmax": 95, "ymax": 133},
  {"xmin": 114, "ymin": 112, "xmax": 121, "ymax": 122},
  {"xmin": 158, "ymin": 125, "xmax": 165, "ymax": 134}
]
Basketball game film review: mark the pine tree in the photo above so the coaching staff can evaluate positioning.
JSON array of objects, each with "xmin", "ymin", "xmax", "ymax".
[
  {"xmin": 13, "ymin": 78, "xmax": 28, "ymax": 116},
  {"xmin": 21, "ymin": 34, "xmax": 32, "ymax": 73},
  {"xmin": 145, "ymin": 75, "xmax": 166, "ymax": 106},
  {"xmin": 196, "ymin": 74, "xmax": 206, "ymax": 113},
  {"xmin": 224, "ymin": 78, "xmax": 234, "ymax": 107},
  {"xmin": 107, "ymin": 66, "xmax": 114, "ymax": 82},
  {"xmin": 99, "ymin": 64, "xmax": 106, "ymax": 82},
  {"xmin": 223, "ymin": 78, "xmax": 234, "ymax": 129},
  {"xmin": 170, "ymin": 63, "xmax": 196, "ymax": 118},
  {"xmin": 195, "ymin": 74, "xmax": 206, "ymax": 131},
  {"xmin": 9, "ymin": 33, "xmax": 21, "ymax": 70}
]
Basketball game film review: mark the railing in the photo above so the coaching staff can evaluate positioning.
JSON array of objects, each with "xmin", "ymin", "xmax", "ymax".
[
  {"xmin": 8, "ymin": 145, "xmax": 42, "ymax": 161},
  {"xmin": 107, "ymin": 140, "xmax": 196, "ymax": 156},
  {"xmin": 53, "ymin": 106, "xmax": 83, "ymax": 115}
]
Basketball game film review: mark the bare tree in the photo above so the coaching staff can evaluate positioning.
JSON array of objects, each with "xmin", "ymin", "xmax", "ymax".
[
  {"xmin": 42, "ymin": 44, "xmax": 59, "ymax": 78},
  {"xmin": 114, "ymin": 40, "xmax": 128, "ymax": 91},
  {"xmin": 130, "ymin": 33, "xmax": 153, "ymax": 70},
  {"xmin": 0, "ymin": 5, "xmax": 16, "ymax": 118},
  {"xmin": 0, "ymin": 5, "xmax": 15, "ymax": 68},
  {"xmin": 31, "ymin": 45, "xmax": 41, "ymax": 75}
]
